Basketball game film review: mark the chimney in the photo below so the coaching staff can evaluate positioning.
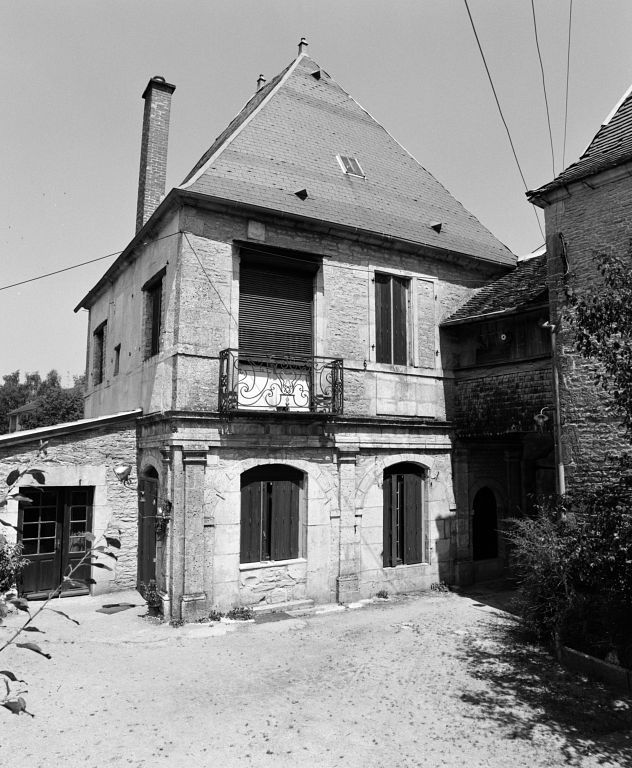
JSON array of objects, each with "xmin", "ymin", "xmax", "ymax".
[
  {"xmin": 256, "ymin": 73, "xmax": 267, "ymax": 92},
  {"xmin": 298, "ymin": 37, "xmax": 308, "ymax": 55},
  {"xmin": 136, "ymin": 75, "xmax": 176, "ymax": 233}
]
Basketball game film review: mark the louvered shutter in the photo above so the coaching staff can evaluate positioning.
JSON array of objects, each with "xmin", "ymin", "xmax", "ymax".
[
  {"xmin": 403, "ymin": 471, "xmax": 423, "ymax": 564},
  {"xmin": 383, "ymin": 473, "xmax": 394, "ymax": 567},
  {"xmin": 271, "ymin": 479, "xmax": 299, "ymax": 561},
  {"xmin": 239, "ymin": 263, "xmax": 313, "ymax": 357},
  {"xmin": 375, "ymin": 274, "xmax": 392, "ymax": 363},
  {"xmin": 240, "ymin": 480, "xmax": 262, "ymax": 563},
  {"xmin": 392, "ymin": 276, "xmax": 408, "ymax": 365}
]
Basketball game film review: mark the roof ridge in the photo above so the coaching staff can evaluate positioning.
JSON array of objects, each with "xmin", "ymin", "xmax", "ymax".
[{"xmin": 180, "ymin": 54, "xmax": 307, "ymax": 190}]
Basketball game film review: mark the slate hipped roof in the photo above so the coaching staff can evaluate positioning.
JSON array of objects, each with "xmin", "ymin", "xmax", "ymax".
[
  {"xmin": 528, "ymin": 84, "xmax": 632, "ymax": 201},
  {"xmin": 443, "ymin": 251, "xmax": 548, "ymax": 325},
  {"xmin": 179, "ymin": 53, "xmax": 514, "ymax": 266}
]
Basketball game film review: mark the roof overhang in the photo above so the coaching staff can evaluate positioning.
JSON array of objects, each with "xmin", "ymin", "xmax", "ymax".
[
  {"xmin": 527, "ymin": 157, "xmax": 632, "ymax": 208},
  {"xmin": 441, "ymin": 300, "xmax": 549, "ymax": 328},
  {"xmin": 76, "ymin": 186, "xmax": 515, "ymax": 312},
  {"xmin": 0, "ymin": 409, "xmax": 142, "ymax": 447}
]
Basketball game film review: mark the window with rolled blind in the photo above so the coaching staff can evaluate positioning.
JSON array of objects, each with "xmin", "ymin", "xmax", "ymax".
[
  {"xmin": 239, "ymin": 253, "xmax": 316, "ymax": 358},
  {"xmin": 375, "ymin": 273, "xmax": 409, "ymax": 365}
]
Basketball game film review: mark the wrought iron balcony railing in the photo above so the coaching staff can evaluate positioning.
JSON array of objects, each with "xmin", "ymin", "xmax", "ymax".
[{"xmin": 219, "ymin": 349, "xmax": 343, "ymax": 415}]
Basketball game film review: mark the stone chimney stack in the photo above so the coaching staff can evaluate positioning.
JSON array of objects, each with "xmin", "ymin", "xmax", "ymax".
[{"xmin": 136, "ymin": 75, "xmax": 176, "ymax": 233}]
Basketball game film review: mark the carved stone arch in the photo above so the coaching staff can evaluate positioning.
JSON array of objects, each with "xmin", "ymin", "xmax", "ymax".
[
  {"xmin": 356, "ymin": 453, "xmax": 432, "ymax": 512},
  {"xmin": 468, "ymin": 477, "xmax": 506, "ymax": 516},
  {"xmin": 216, "ymin": 458, "xmax": 332, "ymax": 527}
]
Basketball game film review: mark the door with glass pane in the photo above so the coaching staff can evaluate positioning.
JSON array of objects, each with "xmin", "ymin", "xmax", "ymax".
[{"xmin": 18, "ymin": 487, "xmax": 93, "ymax": 598}]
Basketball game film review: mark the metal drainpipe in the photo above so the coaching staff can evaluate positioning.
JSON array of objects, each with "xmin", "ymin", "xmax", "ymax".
[{"xmin": 547, "ymin": 322, "xmax": 566, "ymax": 496}]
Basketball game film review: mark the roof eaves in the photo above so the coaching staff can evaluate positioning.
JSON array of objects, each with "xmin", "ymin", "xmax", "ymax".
[
  {"xmin": 441, "ymin": 299, "xmax": 549, "ymax": 327},
  {"xmin": 74, "ymin": 189, "xmax": 182, "ymax": 311},
  {"xmin": 0, "ymin": 409, "xmax": 142, "ymax": 446},
  {"xmin": 178, "ymin": 189, "xmax": 516, "ymax": 269}
]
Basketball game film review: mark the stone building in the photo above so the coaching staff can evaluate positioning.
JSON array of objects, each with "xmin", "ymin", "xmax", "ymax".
[
  {"xmin": 66, "ymin": 43, "xmax": 518, "ymax": 619},
  {"xmin": 527, "ymin": 84, "xmax": 632, "ymax": 491},
  {"xmin": 8, "ymin": 43, "xmax": 581, "ymax": 616}
]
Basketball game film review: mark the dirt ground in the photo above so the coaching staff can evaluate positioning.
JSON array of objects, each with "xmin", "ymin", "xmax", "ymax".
[{"xmin": 1, "ymin": 589, "xmax": 632, "ymax": 768}]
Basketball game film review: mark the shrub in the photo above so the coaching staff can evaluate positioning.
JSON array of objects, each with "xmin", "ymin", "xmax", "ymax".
[
  {"xmin": 226, "ymin": 606, "xmax": 254, "ymax": 621},
  {"xmin": 509, "ymin": 480, "xmax": 632, "ymax": 666},
  {"xmin": 0, "ymin": 539, "xmax": 28, "ymax": 594}
]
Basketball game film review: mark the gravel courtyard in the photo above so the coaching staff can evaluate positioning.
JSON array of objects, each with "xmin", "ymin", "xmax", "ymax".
[{"xmin": 2, "ymin": 589, "xmax": 632, "ymax": 767}]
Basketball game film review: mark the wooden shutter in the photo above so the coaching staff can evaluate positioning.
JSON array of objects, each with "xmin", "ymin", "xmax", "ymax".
[
  {"xmin": 239, "ymin": 262, "xmax": 314, "ymax": 357},
  {"xmin": 383, "ymin": 473, "xmax": 395, "ymax": 567},
  {"xmin": 403, "ymin": 471, "xmax": 423, "ymax": 564},
  {"xmin": 240, "ymin": 480, "xmax": 262, "ymax": 563},
  {"xmin": 392, "ymin": 276, "xmax": 408, "ymax": 365},
  {"xmin": 375, "ymin": 273, "xmax": 392, "ymax": 363},
  {"xmin": 270, "ymin": 479, "xmax": 299, "ymax": 561}
]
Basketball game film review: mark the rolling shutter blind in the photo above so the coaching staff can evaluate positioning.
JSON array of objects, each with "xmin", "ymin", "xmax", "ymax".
[{"xmin": 239, "ymin": 262, "xmax": 314, "ymax": 357}]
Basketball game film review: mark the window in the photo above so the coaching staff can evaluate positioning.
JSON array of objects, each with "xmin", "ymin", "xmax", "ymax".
[
  {"xmin": 93, "ymin": 321, "xmax": 106, "ymax": 385},
  {"xmin": 337, "ymin": 155, "xmax": 365, "ymax": 177},
  {"xmin": 375, "ymin": 273, "xmax": 409, "ymax": 365},
  {"xmin": 143, "ymin": 269, "xmax": 165, "ymax": 359},
  {"xmin": 113, "ymin": 344, "xmax": 121, "ymax": 376},
  {"xmin": 240, "ymin": 465, "xmax": 304, "ymax": 563},
  {"xmin": 239, "ymin": 251, "xmax": 316, "ymax": 358},
  {"xmin": 383, "ymin": 463, "xmax": 428, "ymax": 567}
]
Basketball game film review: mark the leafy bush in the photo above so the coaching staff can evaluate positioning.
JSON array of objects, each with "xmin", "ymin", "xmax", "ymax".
[
  {"xmin": 0, "ymin": 539, "xmax": 27, "ymax": 594},
  {"xmin": 509, "ymin": 479, "xmax": 632, "ymax": 666}
]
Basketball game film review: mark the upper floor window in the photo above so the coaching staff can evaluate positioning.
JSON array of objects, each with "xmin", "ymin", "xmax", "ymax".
[
  {"xmin": 239, "ymin": 250, "xmax": 317, "ymax": 358},
  {"xmin": 375, "ymin": 273, "xmax": 409, "ymax": 365},
  {"xmin": 143, "ymin": 269, "xmax": 165, "ymax": 359},
  {"xmin": 92, "ymin": 321, "xmax": 107, "ymax": 386}
]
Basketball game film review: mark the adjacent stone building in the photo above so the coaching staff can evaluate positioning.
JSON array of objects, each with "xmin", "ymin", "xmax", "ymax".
[{"xmin": 527, "ymin": 85, "xmax": 632, "ymax": 492}]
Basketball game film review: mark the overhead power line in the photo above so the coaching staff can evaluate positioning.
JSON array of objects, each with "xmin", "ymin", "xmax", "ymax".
[
  {"xmin": 463, "ymin": 0, "xmax": 545, "ymax": 241},
  {"xmin": 530, "ymin": 0, "xmax": 556, "ymax": 177},
  {"xmin": 562, "ymin": 0, "xmax": 574, "ymax": 169},
  {"xmin": 0, "ymin": 232, "xmax": 180, "ymax": 293}
]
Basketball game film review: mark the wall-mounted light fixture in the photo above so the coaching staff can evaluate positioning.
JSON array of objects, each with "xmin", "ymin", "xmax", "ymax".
[{"xmin": 113, "ymin": 463, "xmax": 133, "ymax": 485}]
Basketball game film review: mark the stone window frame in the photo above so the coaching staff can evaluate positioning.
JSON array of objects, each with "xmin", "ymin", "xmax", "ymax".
[
  {"xmin": 92, "ymin": 320, "xmax": 107, "ymax": 386},
  {"xmin": 382, "ymin": 462, "xmax": 429, "ymax": 568},
  {"xmin": 239, "ymin": 464, "xmax": 307, "ymax": 565},
  {"xmin": 368, "ymin": 264, "xmax": 436, "ymax": 369},
  {"xmin": 142, "ymin": 267, "xmax": 166, "ymax": 360}
]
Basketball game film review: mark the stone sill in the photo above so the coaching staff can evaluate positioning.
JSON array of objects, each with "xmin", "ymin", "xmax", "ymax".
[
  {"xmin": 384, "ymin": 562, "xmax": 431, "ymax": 570},
  {"xmin": 240, "ymin": 558, "xmax": 307, "ymax": 572}
]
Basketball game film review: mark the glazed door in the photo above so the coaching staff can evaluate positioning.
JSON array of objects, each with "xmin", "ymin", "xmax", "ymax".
[
  {"xmin": 19, "ymin": 487, "xmax": 93, "ymax": 598},
  {"xmin": 137, "ymin": 476, "xmax": 157, "ymax": 588}
]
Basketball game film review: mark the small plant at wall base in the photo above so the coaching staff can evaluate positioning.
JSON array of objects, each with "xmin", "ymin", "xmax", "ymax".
[{"xmin": 139, "ymin": 580, "xmax": 162, "ymax": 616}]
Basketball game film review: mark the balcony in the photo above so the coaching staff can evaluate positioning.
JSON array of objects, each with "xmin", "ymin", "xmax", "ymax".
[{"xmin": 219, "ymin": 349, "xmax": 343, "ymax": 415}]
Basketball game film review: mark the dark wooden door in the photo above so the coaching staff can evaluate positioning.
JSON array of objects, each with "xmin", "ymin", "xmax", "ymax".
[
  {"xmin": 137, "ymin": 476, "xmax": 157, "ymax": 587},
  {"xmin": 19, "ymin": 487, "xmax": 93, "ymax": 598},
  {"xmin": 472, "ymin": 487, "xmax": 498, "ymax": 560}
]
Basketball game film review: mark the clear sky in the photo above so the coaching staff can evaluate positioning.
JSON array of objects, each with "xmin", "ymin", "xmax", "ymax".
[{"xmin": 2, "ymin": 0, "xmax": 631, "ymax": 383}]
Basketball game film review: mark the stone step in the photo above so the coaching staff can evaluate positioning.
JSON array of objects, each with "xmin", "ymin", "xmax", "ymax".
[{"xmin": 252, "ymin": 599, "xmax": 314, "ymax": 617}]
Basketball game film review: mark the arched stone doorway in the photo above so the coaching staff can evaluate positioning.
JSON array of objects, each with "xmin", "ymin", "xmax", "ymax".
[
  {"xmin": 472, "ymin": 486, "xmax": 498, "ymax": 561},
  {"xmin": 138, "ymin": 466, "xmax": 158, "ymax": 588}
]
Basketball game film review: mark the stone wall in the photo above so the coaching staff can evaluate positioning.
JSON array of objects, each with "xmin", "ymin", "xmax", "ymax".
[{"xmin": 0, "ymin": 418, "xmax": 139, "ymax": 595}]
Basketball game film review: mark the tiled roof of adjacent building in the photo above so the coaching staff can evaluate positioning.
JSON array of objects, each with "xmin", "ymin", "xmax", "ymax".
[
  {"xmin": 179, "ymin": 54, "xmax": 514, "ymax": 266},
  {"xmin": 529, "ymin": 84, "xmax": 632, "ymax": 200},
  {"xmin": 443, "ymin": 251, "xmax": 548, "ymax": 325}
]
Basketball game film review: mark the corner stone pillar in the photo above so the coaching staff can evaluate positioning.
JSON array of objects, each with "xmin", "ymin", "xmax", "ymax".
[
  {"xmin": 170, "ymin": 447, "xmax": 209, "ymax": 621},
  {"xmin": 336, "ymin": 449, "xmax": 361, "ymax": 603}
]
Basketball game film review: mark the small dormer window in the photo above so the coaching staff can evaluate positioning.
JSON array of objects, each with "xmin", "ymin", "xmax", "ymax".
[{"xmin": 337, "ymin": 155, "xmax": 365, "ymax": 178}]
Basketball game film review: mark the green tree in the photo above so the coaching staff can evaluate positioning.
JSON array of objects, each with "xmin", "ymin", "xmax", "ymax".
[
  {"xmin": 0, "ymin": 370, "xmax": 85, "ymax": 433},
  {"xmin": 0, "ymin": 372, "xmax": 40, "ymax": 433}
]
